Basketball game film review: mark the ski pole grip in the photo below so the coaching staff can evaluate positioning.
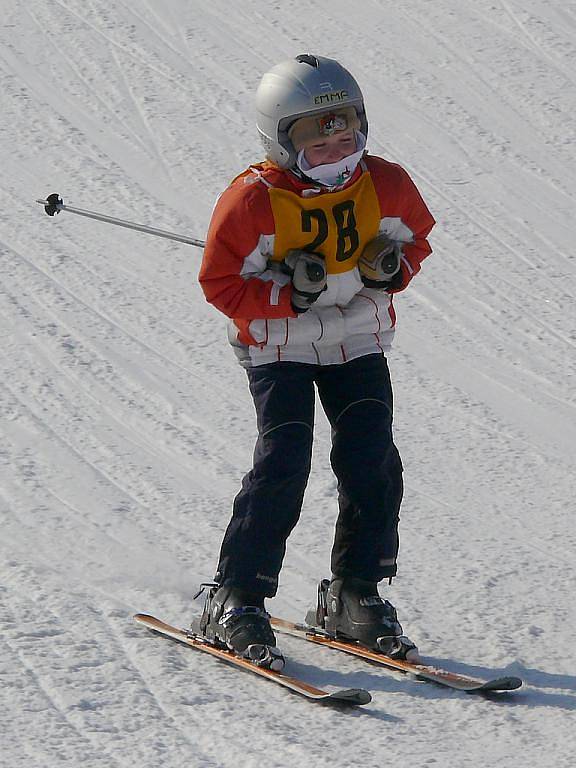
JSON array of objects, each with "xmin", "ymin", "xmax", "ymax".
[
  {"xmin": 305, "ymin": 259, "xmax": 326, "ymax": 283},
  {"xmin": 281, "ymin": 250, "xmax": 326, "ymax": 284},
  {"xmin": 380, "ymin": 248, "xmax": 400, "ymax": 275}
]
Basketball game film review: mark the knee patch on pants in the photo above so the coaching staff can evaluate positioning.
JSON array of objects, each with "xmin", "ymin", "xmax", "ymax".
[
  {"xmin": 256, "ymin": 420, "xmax": 314, "ymax": 478},
  {"xmin": 331, "ymin": 398, "xmax": 400, "ymax": 475}
]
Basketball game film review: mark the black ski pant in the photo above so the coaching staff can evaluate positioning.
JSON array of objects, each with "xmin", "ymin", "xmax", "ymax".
[{"xmin": 215, "ymin": 354, "xmax": 403, "ymax": 598}]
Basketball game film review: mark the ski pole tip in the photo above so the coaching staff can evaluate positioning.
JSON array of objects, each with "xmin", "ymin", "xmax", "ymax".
[{"xmin": 36, "ymin": 193, "xmax": 63, "ymax": 216}]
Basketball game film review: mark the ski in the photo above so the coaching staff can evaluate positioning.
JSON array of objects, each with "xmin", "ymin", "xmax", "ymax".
[
  {"xmin": 133, "ymin": 613, "xmax": 372, "ymax": 705},
  {"xmin": 271, "ymin": 617, "xmax": 523, "ymax": 693}
]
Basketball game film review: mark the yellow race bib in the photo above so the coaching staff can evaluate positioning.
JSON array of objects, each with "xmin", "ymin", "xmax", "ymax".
[{"xmin": 269, "ymin": 171, "xmax": 381, "ymax": 275}]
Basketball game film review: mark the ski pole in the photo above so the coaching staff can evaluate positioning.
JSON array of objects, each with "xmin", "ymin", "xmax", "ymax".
[
  {"xmin": 35, "ymin": 194, "xmax": 326, "ymax": 285},
  {"xmin": 35, "ymin": 193, "xmax": 206, "ymax": 249}
]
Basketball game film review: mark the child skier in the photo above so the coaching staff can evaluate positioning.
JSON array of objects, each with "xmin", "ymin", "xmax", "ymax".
[{"xmin": 196, "ymin": 54, "xmax": 435, "ymax": 669}]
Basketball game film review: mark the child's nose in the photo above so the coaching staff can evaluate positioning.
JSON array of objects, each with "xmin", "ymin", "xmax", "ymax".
[{"xmin": 327, "ymin": 146, "xmax": 346, "ymax": 162}]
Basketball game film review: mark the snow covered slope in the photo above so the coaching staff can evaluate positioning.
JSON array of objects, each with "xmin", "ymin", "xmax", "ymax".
[{"xmin": 1, "ymin": 1, "xmax": 575, "ymax": 766}]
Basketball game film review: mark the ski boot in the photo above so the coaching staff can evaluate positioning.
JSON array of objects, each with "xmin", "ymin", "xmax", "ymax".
[
  {"xmin": 192, "ymin": 583, "xmax": 285, "ymax": 671},
  {"xmin": 306, "ymin": 578, "xmax": 419, "ymax": 660}
]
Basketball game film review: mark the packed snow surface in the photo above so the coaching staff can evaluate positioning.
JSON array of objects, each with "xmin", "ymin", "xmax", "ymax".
[{"xmin": 1, "ymin": 1, "xmax": 575, "ymax": 766}]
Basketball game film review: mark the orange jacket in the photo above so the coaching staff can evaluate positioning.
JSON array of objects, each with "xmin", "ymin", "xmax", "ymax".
[{"xmin": 200, "ymin": 155, "xmax": 434, "ymax": 362}]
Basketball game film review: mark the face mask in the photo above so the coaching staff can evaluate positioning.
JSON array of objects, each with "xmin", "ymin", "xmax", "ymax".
[{"xmin": 296, "ymin": 131, "xmax": 367, "ymax": 187}]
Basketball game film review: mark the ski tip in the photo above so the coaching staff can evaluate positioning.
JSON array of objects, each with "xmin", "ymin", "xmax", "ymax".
[
  {"xmin": 329, "ymin": 688, "xmax": 372, "ymax": 705},
  {"xmin": 478, "ymin": 676, "xmax": 523, "ymax": 692},
  {"xmin": 133, "ymin": 612, "xmax": 153, "ymax": 622}
]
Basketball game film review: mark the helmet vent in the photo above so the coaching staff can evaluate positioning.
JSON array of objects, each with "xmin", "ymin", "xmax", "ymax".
[{"xmin": 295, "ymin": 54, "xmax": 319, "ymax": 68}]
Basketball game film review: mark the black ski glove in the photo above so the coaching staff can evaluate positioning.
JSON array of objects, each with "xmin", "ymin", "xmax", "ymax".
[
  {"xmin": 284, "ymin": 250, "xmax": 327, "ymax": 313},
  {"xmin": 358, "ymin": 233, "xmax": 402, "ymax": 290}
]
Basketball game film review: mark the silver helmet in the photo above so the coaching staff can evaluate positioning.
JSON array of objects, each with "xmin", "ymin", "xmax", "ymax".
[{"xmin": 255, "ymin": 54, "xmax": 368, "ymax": 169}]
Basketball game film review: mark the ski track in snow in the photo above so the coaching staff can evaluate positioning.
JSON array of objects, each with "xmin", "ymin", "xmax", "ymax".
[{"xmin": 1, "ymin": 1, "xmax": 575, "ymax": 766}]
